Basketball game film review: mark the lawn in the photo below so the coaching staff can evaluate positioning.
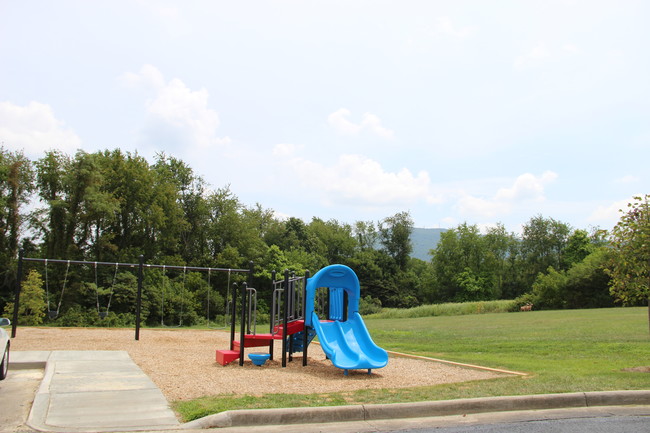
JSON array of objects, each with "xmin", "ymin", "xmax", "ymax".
[
  {"xmin": 367, "ymin": 307, "xmax": 649, "ymax": 398},
  {"xmin": 174, "ymin": 307, "xmax": 650, "ymax": 421}
]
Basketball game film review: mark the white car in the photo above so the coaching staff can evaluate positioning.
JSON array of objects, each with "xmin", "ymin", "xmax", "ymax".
[{"xmin": 0, "ymin": 318, "xmax": 10, "ymax": 380}]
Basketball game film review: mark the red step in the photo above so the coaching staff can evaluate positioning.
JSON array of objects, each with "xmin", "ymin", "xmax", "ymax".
[{"xmin": 216, "ymin": 349, "xmax": 240, "ymax": 366}]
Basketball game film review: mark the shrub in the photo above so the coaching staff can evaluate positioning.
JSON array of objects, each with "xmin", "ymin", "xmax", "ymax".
[
  {"xmin": 359, "ymin": 295, "xmax": 382, "ymax": 315},
  {"xmin": 521, "ymin": 248, "xmax": 614, "ymax": 310},
  {"xmin": 367, "ymin": 299, "xmax": 515, "ymax": 319},
  {"xmin": 4, "ymin": 270, "xmax": 47, "ymax": 325}
]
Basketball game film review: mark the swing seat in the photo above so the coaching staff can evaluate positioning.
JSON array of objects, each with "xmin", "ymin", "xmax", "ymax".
[
  {"xmin": 48, "ymin": 311, "xmax": 58, "ymax": 319},
  {"xmin": 99, "ymin": 312, "xmax": 108, "ymax": 319}
]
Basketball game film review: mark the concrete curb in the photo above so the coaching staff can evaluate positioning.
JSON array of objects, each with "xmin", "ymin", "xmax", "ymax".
[
  {"xmin": 182, "ymin": 390, "xmax": 650, "ymax": 429},
  {"xmin": 384, "ymin": 349, "xmax": 528, "ymax": 377}
]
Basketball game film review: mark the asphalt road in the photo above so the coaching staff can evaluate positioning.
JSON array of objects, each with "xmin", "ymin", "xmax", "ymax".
[{"xmin": 393, "ymin": 415, "xmax": 650, "ymax": 433}]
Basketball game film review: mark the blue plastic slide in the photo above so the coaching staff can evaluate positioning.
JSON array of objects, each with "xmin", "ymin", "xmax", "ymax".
[
  {"xmin": 311, "ymin": 311, "xmax": 388, "ymax": 371},
  {"xmin": 305, "ymin": 264, "xmax": 388, "ymax": 373}
]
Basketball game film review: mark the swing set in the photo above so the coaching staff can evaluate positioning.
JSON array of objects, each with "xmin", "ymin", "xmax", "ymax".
[
  {"xmin": 10, "ymin": 249, "xmax": 253, "ymax": 340},
  {"xmin": 43, "ymin": 259, "xmax": 120, "ymax": 320}
]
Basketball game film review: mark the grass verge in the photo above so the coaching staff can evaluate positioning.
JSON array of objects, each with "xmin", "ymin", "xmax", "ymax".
[{"xmin": 173, "ymin": 307, "xmax": 650, "ymax": 421}]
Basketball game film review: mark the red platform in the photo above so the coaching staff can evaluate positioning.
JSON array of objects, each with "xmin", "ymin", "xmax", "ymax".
[{"xmin": 215, "ymin": 320, "xmax": 306, "ymax": 366}]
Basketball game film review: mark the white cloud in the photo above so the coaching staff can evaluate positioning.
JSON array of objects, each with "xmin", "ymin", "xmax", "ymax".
[
  {"xmin": 273, "ymin": 210, "xmax": 291, "ymax": 221},
  {"xmin": 288, "ymin": 153, "xmax": 436, "ymax": 207},
  {"xmin": 588, "ymin": 196, "xmax": 640, "ymax": 227},
  {"xmin": 495, "ymin": 171, "xmax": 558, "ymax": 201},
  {"xmin": 272, "ymin": 143, "xmax": 302, "ymax": 157},
  {"xmin": 436, "ymin": 16, "xmax": 475, "ymax": 39},
  {"xmin": 514, "ymin": 43, "xmax": 580, "ymax": 71},
  {"xmin": 457, "ymin": 195, "xmax": 504, "ymax": 219},
  {"xmin": 562, "ymin": 44, "xmax": 579, "ymax": 54},
  {"xmin": 457, "ymin": 171, "xmax": 558, "ymax": 219},
  {"xmin": 118, "ymin": 64, "xmax": 165, "ymax": 89},
  {"xmin": 122, "ymin": 64, "xmax": 230, "ymax": 151},
  {"xmin": 0, "ymin": 101, "xmax": 82, "ymax": 157},
  {"xmin": 514, "ymin": 43, "xmax": 551, "ymax": 70},
  {"xmin": 328, "ymin": 108, "xmax": 394, "ymax": 139},
  {"xmin": 137, "ymin": 0, "xmax": 190, "ymax": 37},
  {"xmin": 328, "ymin": 109, "xmax": 361, "ymax": 135},
  {"xmin": 614, "ymin": 175, "xmax": 639, "ymax": 184},
  {"xmin": 359, "ymin": 113, "xmax": 395, "ymax": 139}
]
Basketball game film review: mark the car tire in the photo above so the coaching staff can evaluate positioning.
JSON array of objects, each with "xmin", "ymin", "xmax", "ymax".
[{"xmin": 0, "ymin": 343, "xmax": 9, "ymax": 380}]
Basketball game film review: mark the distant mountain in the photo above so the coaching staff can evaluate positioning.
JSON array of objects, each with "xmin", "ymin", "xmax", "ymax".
[{"xmin": 410, "ymin": 227, "xmax": 447, "ymax": 261}]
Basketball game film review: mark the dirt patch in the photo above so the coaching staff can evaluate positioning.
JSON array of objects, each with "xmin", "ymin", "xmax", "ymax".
[
  {"xmin": 11, "ymin": 327, "xmax": 506, "ymax": 401},
  {"xmin": 622, "ymin": 366, "xmax": 650, "ymax": 373}
]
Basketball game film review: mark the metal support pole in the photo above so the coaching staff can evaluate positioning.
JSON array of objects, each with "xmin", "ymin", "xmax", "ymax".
[
  {"xmin": 281, "ymin": 269, "xmax": 289, "ymax": 367},
  {"xmin": 326, "ymin": 286, "xmax": 331, "ymax": 320},
  {"xmin": 11, "ymin": 249, "xmax": 24, "ymax": 338},
  {"xmin": 135, "ymin": 255, "xmax": 144, "ymax": 341},
  {"xmin": 239, "ymin": 282, "xmax": 247, "ymax": 366},
  {"xmin": 248, "ymin": 261, "xmax": 254, "ymax": 286},
  {"xmin": 288, "ymin": 272, "xmax": 294, "ymax": 363},
  {"xmin": 269, "ymin": 270, "xmax": 276, "ymax": 361},
  {"xmin": 302, "ymin": 270, "xmax": 310, "ymax": 366},
  {"xmin": 229, "ymin": 283, "xmax": 237, "ymax": 350}
]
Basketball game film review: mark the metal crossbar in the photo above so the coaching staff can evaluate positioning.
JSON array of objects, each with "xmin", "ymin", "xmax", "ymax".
[{"xmin": 21, "ymin": 257, "xmax": 250, "ymax": 273}]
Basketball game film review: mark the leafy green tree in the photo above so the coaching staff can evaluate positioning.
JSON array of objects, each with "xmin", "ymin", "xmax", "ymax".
[
  {"xmin": 307, "ymin": 218, "xmax": 356, "ymax": 264},
  {"xmin": 484, "ymin": 224, "xmax": 524, "ymax": 298},
  {"xmin": 257, "ymin": 245, "xmax": 291, "ymax": 282},
  {"xmin": 240, "ymin": 204, "xmax": 277, "ymax": 263},
  {"xmin": 524, "ymin": 247, "xmax": 613, "ymax": 310},
  {"xmin": 34, "ymin": 150, "xmax": 71, "ymax": 259},
  {"xmin": 154, "ymin": 154, "xmax": 207, "ymax": 263},
  {"xmin": 4, "ymin": 269, "xmax": 46, "ymax": 325},
  {"xmin": 607, "ymin": 195, "xmax": 650, "ymax": 333},
  {"xmin": 0, "ymin": 148, "xmax": 34, "ymax": 305},
  {"xmin": 353, "ymin": 221, "xmax": 378, "ymax": 251},
  {"xmin": 349, "ymin": 249, "xmax": 392, "ymax": 304},
  {"xmin": 359, "ymin": 295, "xmax": 382, "ymax": 315},
  {"xmin": 521, "ymin": 215, "xmax": 571, "ymax": 286},
  {"xmin": 562, "ymin": 229, "xmax": 594, "ymax": 269},
  {"xmin": 563, "ymin": 248, "xmax": 613, "ymax": 309},
  {"xmin": 379, "ymin": 211, "xmax": 413, "ymax": 270},
  {"xmin": 79, "ymin": 152, "xmax": 120, "ymax": 260},
  {"xmin": 454, "ymin": 268, "xmax": 491, "ymax": 302},
  {"xmin": 529, "ymin": 267, "xmax": 567, "ymax": 309},
  {"xmin": 206, "ymin": 187, "xmax": 270, "ymax": 268},
  {"xmin": 430, "ymin": 223, "xmax": 489, "ymax": 302}
]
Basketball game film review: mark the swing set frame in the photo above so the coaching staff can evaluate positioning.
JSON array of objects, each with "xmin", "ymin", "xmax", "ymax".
[{"xmin": 10, "ymin": 249, "xmax": 253, "ymax": 341}]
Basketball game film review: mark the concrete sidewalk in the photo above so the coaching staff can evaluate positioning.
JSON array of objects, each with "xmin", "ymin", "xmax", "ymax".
[{"xmin": 11, "ymin": 350, "xmax": 180, "ymax": 432}]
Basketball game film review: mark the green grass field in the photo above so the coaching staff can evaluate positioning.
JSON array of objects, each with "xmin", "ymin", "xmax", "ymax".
[{"xmin": 174, "ymin": 307, "xmax": 650, "ymax": 421}]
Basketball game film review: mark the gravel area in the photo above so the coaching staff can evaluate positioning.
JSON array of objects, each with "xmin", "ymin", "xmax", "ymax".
[{"xmin": 11, "ymin": 327, "xmax": 505, "ymax": 401}]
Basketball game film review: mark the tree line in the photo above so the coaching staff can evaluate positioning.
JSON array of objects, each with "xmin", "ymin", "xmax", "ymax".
[{"xmin": 0, "ymin": 147, "xmax": 647, "ymax": 327}]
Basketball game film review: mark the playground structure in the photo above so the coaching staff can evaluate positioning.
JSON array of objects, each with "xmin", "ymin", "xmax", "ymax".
[
  {"xmin": 12, "ymin": 252, "xmax": 387, "ymax": 375},
  {"xmin": 216, "ymin": 264, "xmax": 389, "ymax": 375}
]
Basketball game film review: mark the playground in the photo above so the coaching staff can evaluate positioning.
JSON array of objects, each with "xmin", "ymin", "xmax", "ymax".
[
  {"xmin": 10, "ymin": 326, "xmax": 505, "ymax": 401},
  {"xmin": 9, "ymin": 261, "xmax": 510, "ymax": 403}
]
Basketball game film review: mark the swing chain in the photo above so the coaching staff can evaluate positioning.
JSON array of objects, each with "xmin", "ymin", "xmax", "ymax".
[
  {"xmin": 104, "ymin": 262, "xmax": 119, "ymax": 315},
  {"xmin": 54, "ymin": 260, "xmax": 71, "ymax": 318}
]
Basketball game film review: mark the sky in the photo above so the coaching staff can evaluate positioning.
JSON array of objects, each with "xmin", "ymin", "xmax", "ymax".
[{"xmin": 1, "ymin": 1, "xmax": 648, "ymax": 234}]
